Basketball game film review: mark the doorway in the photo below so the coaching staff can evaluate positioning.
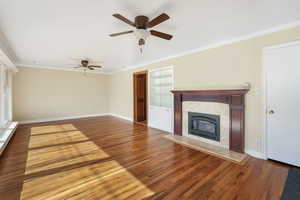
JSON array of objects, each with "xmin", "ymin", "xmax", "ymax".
[
  {"xmin": 264, "ymin": 41, "xmax": 300, "ymax": 167},
  {"xmin": 133, "ymin": 71, "xmax": 148, "ymax": 125}
]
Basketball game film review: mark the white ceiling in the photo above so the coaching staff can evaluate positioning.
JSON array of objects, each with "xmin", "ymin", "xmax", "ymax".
[{"xmin": 0, "ymin": 0, "xmax": 300, "ymax": 73}]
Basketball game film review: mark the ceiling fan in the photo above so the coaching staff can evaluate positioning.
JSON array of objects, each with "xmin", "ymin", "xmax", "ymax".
[
  {"xmin": 73, "ymin": 59, "xmax": 103, "ymax": 71},
  {"xmin": 110, "ymin": 13, "xmax": 173, "ymax": 52}
]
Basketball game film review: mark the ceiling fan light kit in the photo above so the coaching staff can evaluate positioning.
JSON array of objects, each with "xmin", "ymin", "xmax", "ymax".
[
  {"xmin": 110, "ymin": 13, "xmax": 173, "ymax": 53},
  {"xmin": 134, "ymin": 29, "xmax": 150, "ymax": 53}
]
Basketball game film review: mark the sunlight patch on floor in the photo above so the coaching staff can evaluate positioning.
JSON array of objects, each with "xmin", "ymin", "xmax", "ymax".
[
  {"xmin": 21, "ymin": 124, "xmax": 154, "ymax": 200},
  {"xmin": 25, "ymin": 141, "xmax": 108, "ymax": 175},
  {"xmin": 30, "ymin": 124, "xmax": 77, "ymax": 135},
  {"xmin": 29, "ymin": 130, "xmax": 90, "ymax": 149}
]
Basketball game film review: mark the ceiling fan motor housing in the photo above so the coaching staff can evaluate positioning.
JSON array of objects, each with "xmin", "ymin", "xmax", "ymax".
[
  {"xmin": 81, "ymin": 60, "xmax": 89, "ymax": 66},
  {"xmin": 135, "ymin": 16, "xmax": 149, "ymax": 29}
]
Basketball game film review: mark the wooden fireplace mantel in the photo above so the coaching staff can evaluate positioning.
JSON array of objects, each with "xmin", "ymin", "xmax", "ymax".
[{"xmin": 171, "ymin": 89, "xmax": 249, "ymax": 153}]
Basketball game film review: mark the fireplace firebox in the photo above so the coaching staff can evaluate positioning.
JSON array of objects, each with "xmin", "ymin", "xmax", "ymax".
[{"xmin": 188, "ymin": 112, "xmax": 220, "ymax": 142}]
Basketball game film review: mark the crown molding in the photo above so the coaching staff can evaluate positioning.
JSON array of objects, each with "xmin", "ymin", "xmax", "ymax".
[
  {"xmin": 15, "ymin": 20, "xmax": 300, "ymax": 75},
  {"xmin": 110, "ymin": 20, "xmax": 300, "ymax": 74},
  {"xmin": 16, "ymin": 63, "xmax": 108, "ymax": 75}
]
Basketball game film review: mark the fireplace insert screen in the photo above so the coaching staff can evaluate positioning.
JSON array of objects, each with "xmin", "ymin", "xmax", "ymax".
[{"xmin": 188, "ymin": 112, "xmax": 220, "ymax": 141}]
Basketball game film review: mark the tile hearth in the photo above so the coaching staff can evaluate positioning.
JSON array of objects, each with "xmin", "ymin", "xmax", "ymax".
[{"xmin": 164, "ymin": 134, "xmax": 247, "ymax": 164}]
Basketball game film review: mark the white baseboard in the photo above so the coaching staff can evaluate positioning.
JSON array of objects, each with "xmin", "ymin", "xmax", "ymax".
[
  {"xmin": 108, "ymin": 113, "xmax": 133, "ymax": 122},
  {"xmin": 16, "ymin": 114, "xmax": 267, "ymax": 160},
  {"xmin": 19, "ymin": 113, "xmax": 110, "ymax": 124},
  {"xmin": 18, "ymin": 113, "xmax": 134, "ymax": 124},
  {"xmin": 245, "ymin": 149, "xmax": 267, "ymax": 160}
]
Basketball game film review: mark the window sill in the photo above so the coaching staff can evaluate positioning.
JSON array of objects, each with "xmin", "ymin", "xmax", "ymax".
[{"xmin": 0, "ymin": 122, "xmax": 18, "ymax": 156}]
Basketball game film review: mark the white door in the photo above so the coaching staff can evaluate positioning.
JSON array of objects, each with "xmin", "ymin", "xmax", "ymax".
[
  {"xmin": 265, "ymin": 41, "xmax": 300, "ymax": 167},
  {"xmin": 149, "ymin": 67, "xmax": 174, "ymax": 132}
]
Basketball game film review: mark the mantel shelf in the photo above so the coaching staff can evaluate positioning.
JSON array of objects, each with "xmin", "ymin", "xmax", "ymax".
[{"xmin": 171, "ymin": 89, "xmax": 249, "ymax": 95}]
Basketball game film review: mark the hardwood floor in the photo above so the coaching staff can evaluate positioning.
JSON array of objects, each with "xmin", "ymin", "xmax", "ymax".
[{"xmin": 0, "ymin": 116, "xmax": 289, "ymax": 200}]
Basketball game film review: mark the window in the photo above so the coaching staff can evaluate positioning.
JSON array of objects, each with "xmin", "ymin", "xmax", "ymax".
[
  {"xmin": 150, "ymin": 67, "xmax": 173, "ymax": 108},
  {"xmin": 0, "ymin": 64, "xmax": 12, "ymax": 128}
]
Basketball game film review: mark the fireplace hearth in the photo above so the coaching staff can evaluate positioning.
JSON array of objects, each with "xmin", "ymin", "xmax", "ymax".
[{"xmin": 188, "ymin": 112, "xmax": 220, "ymax": 141}]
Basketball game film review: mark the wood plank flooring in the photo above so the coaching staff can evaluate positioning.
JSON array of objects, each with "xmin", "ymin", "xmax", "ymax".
[{"xmin": 0, "ymin": 116, "xmax": 290, "ymax": 200}]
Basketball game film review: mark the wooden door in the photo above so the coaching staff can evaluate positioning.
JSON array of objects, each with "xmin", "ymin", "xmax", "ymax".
[{"xmin": 134, "ymin": 71, "xmax": 147, "ymax": 123}]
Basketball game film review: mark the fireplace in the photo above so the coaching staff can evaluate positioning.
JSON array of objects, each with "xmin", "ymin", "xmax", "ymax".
[
  {"xmin": 188, "ymin": 112, "xmax": 220, "ymax": 141},
  {"xmin": 171, "ymin": 89, "xmax": 249, "ymax": 153}
]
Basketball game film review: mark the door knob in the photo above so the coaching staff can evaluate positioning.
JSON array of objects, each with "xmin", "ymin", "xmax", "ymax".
[{"xmin": 269, "ymin": 110, "xmax": 275, "ymax": 114}]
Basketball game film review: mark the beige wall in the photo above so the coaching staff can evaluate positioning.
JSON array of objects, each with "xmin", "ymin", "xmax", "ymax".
[
  {"xmin": 108, "ymin": 27, "xmax": 300, "ymax": 154},
  {"xmin": 13, "ymin": 67, "xmax": 109, "ymax": 121},
  {"xmin": 11, "ymin": 27, "xmax": 300, "ymax": 154}
]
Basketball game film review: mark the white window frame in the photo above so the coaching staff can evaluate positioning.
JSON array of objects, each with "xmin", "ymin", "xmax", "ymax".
[
  {"xmin": 148, "ymin": 66, "xmax": 174, "ymax": 133},
  {"xmin": 0, "ymin": 63, "xmax": 13, "ymax": 129},
  {"xmin": 148, "ymin": 66, "xmax": 175, "ymax": 109}
]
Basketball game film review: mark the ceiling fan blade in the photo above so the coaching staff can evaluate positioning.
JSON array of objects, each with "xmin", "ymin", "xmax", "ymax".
[
  {"xmin": 88, "ymin": 66, "xmax": 95, "ymax": 70},
  {"xmin": 112, "ymin": 14, "xmax": 136, "ymax": 27},
  {"xmin": 150, "ymin": 30, "xmax": 173, "ymax": 40},
  {"xmin": 148, "ymin": 13, "xmax": 170, "ymax": 28},
  {"xmin": 110, "ymin": 30, "xmax": 134, "ymax": 37},
  {"xmin": 89, "ymin": 65, "xmax": 102, "ymax": 68}
]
